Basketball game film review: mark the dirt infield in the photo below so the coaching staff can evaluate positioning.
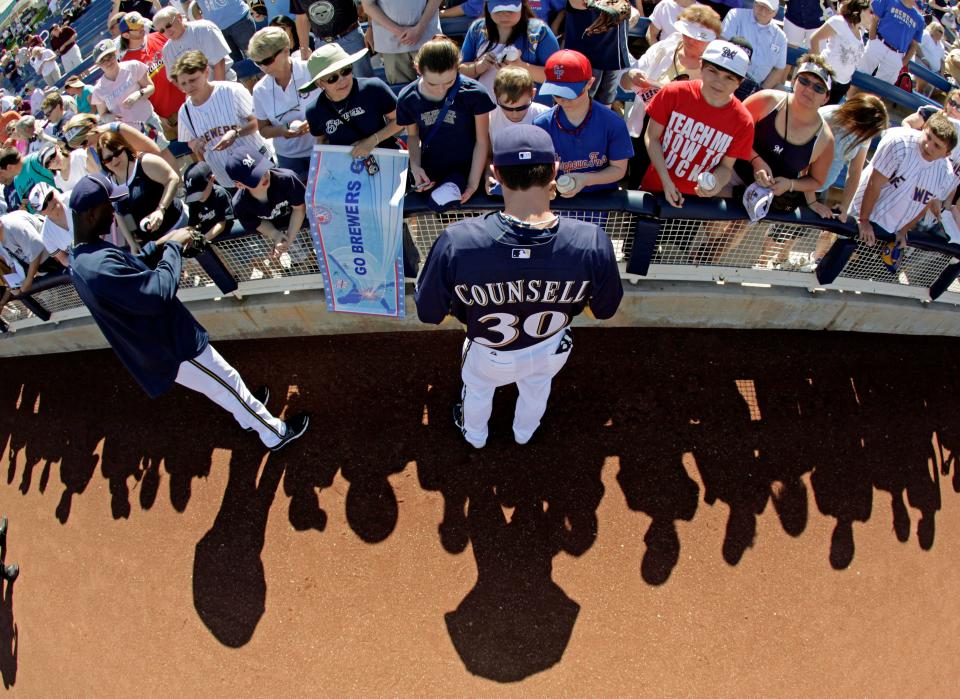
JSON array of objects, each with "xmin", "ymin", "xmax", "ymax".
[{"xmin": 1, "ymin": 327, "xmax": 959, "ymax": 695}]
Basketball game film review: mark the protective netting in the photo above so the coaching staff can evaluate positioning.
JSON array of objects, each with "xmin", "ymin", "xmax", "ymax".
[{"xmin": 4, "ymin": 213, "xmax": 960, "ymax": 333}]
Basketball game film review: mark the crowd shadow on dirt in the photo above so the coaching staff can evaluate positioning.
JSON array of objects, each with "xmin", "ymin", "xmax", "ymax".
[{"xmin": 2, "ymin": 329, "xmax": 960, "ymax": 666}]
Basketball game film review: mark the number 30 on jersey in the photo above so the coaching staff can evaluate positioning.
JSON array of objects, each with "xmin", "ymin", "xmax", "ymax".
[{"xmin": 473, "ymin": 311, "xmax": 570, "ymax": 348}]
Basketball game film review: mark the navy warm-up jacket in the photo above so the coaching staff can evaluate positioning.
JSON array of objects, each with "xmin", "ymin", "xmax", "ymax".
[{"xmin": 69, "ymin": 239, "xmax": 209, "ymax": 398}]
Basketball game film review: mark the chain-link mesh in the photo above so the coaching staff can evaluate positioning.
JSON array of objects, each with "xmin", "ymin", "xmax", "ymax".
[{"xmin": 4, "ymin": 213, "xmax": 960, "ymax": 336}]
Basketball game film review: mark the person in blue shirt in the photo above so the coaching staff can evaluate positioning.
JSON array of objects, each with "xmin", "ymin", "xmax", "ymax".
[
  {"xmin": 193, "ymin": 0, "xmax": 257, "ymax": 63},
  {"xmin": 532, "ymin": 49, "xmax": 633, "ymax": 196},
  {"xmin": 442, "ymin": 0, "xmax": 565, "ymax": 24},
  {"xmin": 856, "ymin": 0, "xmax": 924, "ymax": 84},
  {"xmin": 721, "ymin": 0, "xmax": 788, "ymax": 89},
  {"xmin": 561, "ymin": 0, "xmax": 631, "ymax": 106},
  {"xmin": 459, "ymin": 1, "xmax": 560, "ymax": 97},
  {"xmin": 67, "ymin": 174, "xmax": 310, "ymax": 452},
  {"xmin": 397, "ymin": 36, "xmax": 495, "ymax": 209}
]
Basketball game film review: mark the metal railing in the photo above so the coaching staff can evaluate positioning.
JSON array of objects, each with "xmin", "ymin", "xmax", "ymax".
[{"xmin": 4, "ymin": 190, "xmax": 960, "ymax": 335}]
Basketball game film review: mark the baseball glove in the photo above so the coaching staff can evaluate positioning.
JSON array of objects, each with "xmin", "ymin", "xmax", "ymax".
[
  {"xmin": 181, "ymin": 229, "xmax": 209, "ymax": 259},
  {"xmin": 583, "ymin": 0, "xmax": 631, "ymax": 37}
]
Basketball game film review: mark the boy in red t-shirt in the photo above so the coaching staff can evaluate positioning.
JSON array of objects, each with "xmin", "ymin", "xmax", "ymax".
[{"xmin": 643, "ymin": 40, "xmax": 754, "ymax": 208}]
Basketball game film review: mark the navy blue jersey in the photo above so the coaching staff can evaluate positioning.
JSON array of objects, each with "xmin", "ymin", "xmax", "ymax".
[{"xmin": 415, "ymin": 213, "xmax": 623, "ymax": 350}]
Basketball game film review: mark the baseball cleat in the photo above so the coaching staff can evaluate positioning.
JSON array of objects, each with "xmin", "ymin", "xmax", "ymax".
[
  {"xmin": 452, "ymin": 404, "xmax": 484, "ymax": 448},
  {"xmin": 0, "ymin": 515, "xmax": 6, "ymax": 541},
  {"xmin": 2, "ymin": 563, "xmax": 18, "ymax": 582},
  {"xmin": 244, "ymin": 386, "xmax": 271, "ymax": 432},
  {"xmin": 270, "ymin": 412, "xmax": 311, "ymax": 452}
]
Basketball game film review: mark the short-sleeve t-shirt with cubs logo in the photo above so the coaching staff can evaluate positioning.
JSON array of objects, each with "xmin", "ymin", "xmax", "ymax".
[
  {"xmin": 289, "ymin": 0, "xmax": 359, "ymax": 39},
  {"xmin": 851, "ymin": 126, "xmax": 954, "ymax": 233},
  {"xmin": 641, "ymin": 80, "xmax": 754, "ymax": 195}
]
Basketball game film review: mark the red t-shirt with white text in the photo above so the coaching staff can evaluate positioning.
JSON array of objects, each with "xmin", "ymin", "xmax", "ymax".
[
  {"xmin": 641, "ymin": 80, "xmax": 754, "ymax": 195},
  {"xmin": 122, "ymin": 32, "xmax": 184, "ymax": 119}
]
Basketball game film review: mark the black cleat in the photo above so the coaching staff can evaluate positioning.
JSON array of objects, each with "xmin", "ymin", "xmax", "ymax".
[
  {"xmin": 244, "ymin": 386, "xmax": 271, "ymax": 432},
  {"xmin": 2, "ymin": 563, "xmax": 17, "ymax": 582},
  {"xmin": 452, "ymin": 403, "xmax": 465, "ymax": 433},
  {"xmin": 270, "ymin": 412, "xmax": 311, "ymax": 452}
]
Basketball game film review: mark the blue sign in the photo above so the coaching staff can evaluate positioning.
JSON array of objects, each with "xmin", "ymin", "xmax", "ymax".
[{"xmin": 305, "ymin": 145, "xmax": 409, "ymax": 318}]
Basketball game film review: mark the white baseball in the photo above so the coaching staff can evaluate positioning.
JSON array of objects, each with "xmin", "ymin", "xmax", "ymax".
[
  {"xmin": 556, "ymin": 174, "xmax": 576, "ymax": 194},
  {"xmin": 140, "ymin": 216, "xmax": 153, "ymax": 231},
  {"xmin": 504, "ymin": 46, "xmax": 521, "ymax": 62},
  {"xmin": 288, "ymin": 119, "xmax": 305, "ymax": 131},
  {"xmin": 698, "ymin": 172, "xmax": 717, "ymax": 193}
]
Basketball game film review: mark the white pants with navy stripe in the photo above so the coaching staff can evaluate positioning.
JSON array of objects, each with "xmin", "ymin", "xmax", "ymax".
[
  {"xmin": 174, "ymin": 344, "xmax": 286, "ymax": 447},
  {"xmin": 460, "ymin": 329, "xmax": 573, "ymax": 448}
]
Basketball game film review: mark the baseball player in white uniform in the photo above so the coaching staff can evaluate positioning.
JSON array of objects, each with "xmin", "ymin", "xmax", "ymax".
[
  {"xmin": 850, "ymin": 114, "xmax": 957, "ymax": 247},
  {"xmin": 173, "ymin": 50, "xmax": 270, "ymax": 188}
]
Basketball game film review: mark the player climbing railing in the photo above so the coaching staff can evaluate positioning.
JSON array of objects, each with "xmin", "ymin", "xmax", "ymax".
[{"xmin": 4, "ymin": 190, "xmax": 960, "ymax": 334}]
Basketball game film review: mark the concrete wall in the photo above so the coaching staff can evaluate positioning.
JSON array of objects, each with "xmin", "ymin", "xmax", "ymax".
[{"xmin": 3, "ymin": 281, "xmax": 959, "ymax": 358}]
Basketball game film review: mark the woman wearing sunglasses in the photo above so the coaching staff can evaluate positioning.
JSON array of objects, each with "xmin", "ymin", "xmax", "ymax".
[
  {"xmin": 61, "ymin": 113, "xmax": 163, "ymax": 177},
  {"xmin": 303, "ymin": 43, "xmax": 403, "ymax": 161},
  {"xmin": 96, "ymin": 130, "xmax": 186, "ymax": 250},
  {"xmin": 733, "ymin": 56, "xmax": 837, "ymax": 267},
  {"xmin": 248, "ymin": 27, "xmax": 318, "ymax": 183}
]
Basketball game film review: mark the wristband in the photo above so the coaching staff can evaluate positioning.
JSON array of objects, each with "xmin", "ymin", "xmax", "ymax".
[
  {"xmin": 110, "ymin": 122, "xmax": 121, "ymax": 133},
  {"xmin": 750, "ymin": 155, "xmax": 762, "ymax": 164}
]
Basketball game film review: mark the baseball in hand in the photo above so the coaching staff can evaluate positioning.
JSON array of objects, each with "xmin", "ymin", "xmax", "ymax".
[
  {"xmin": 698, "ymin": 171, "xmax": 717, "ymax": 194},
  {"xmin": 504, "ymin": 46, "xmax": 521, "ymax": 62},
  {"xmin": 556, "ymin": 174, "xmax": 576, "ymax": 194},
  {"xmin": 289, "ymin": 119, "xmax": 305, "ymax": 131}
]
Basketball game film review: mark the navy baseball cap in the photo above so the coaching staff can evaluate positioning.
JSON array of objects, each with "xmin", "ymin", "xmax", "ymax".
[
  {"xmin": 69, "ymin": 174, "xmax": 125, "ymax": 212},
  {"xmin": 492, "ymin": 125, "xmax": 557, "ymax": 167},
  {"xmin": 184, "ymin": 161, "xmax": 213, "ymax": 203},
  {"xmin": 226, "ymin": 151, "xmax": 271, "ymax": 188}
]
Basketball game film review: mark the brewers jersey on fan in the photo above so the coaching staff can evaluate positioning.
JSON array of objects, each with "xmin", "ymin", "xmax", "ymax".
[
  {"xmin": 414, "ymin": 213, "xmax": 623, "ymax": 348},
  {"xmin": 850, "ymin": 127, "xmax": 954, "ymax": 233},
  {"xmin": 178, "ymin": 82, "xmax": 269, "ymax": 187}
]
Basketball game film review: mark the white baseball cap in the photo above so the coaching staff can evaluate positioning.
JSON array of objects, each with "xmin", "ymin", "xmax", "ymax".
[
  {"xmin": 701, "ymin": 40, "xmax": 750, "ymax": 79},
  {"xmin": 490, "ymin": 2, "xmax": 523, "ymax": 11},
  {"xmin": 675, "ymin": 19, "xmax": 717, "ymax": 43},
  {"xmin": 743, "ymin": 183, "xmax": 774, "ymax": 223},
  {"xmin": 755, "ymin": 0, "xmax": 779, "ymax": 11}
]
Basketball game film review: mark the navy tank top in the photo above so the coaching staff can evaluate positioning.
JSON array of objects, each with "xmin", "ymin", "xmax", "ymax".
[{"xmin": 736, "ymin": 97, "xmax": 823, "ymax": 183}]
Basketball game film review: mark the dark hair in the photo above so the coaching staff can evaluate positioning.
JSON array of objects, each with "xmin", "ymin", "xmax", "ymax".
[
  {"xmin": 482, "ymin": 0, "xmax": 533, "ymax": 50},
  {"xmin": 97, "ymin": 130, "xmax": 137, "ymax": 162},
  {"xmin": 495, "ymin": 162, "xmax": 555, "ymax": 191},
  {"xmin": 840, "ymin": 0, "xmax": 871, "ymax": 25},
  {"xmin": 269, "ymin": 15, "xmax": 300, "ymax": 51},
  {"xmin": 728, "ymin": 35, "xmax": 753, "ymax": 59},
  {"xmin": 415, "ymin": 36, "xmax": 460, "ymax": 74},
  {"xmin": 0, "ymin": 147, "xmax": 21, "ymax": 169},
  {"xmin": 926, "ymin": 110, "xmax": 959, "ymax": 151}
]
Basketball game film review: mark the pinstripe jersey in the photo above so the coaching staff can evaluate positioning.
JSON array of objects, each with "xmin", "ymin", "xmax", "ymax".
[
  {"xmin": 178, "ymin": 82, "xmax": 269, "ymax": 186},
  {"xmin": 850, "ymin": 127, "xmax": 953, "ymax": 233}
]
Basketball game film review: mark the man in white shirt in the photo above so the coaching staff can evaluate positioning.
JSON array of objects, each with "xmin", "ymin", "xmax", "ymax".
[
  {"xmin": 29, "ymin": 182, "xmax": 72, "ymax": 267},
  {"xmin": 917, "ymin": 22, "xmax": 947, "ymax": 95},
  {"xmin": 0, "ymin": 209, "xmax": 53, "ymax": 294},
  {"xmin": 361, "ymin": 0, "xmax": 442, "ymax": 84},
  {"xmin": 30, "ymin": 46, "xmax": 61, "ymax": 87},
  {"xmin": 851, "ymin": 115, "xmax": 957, "ymax": 248},
  {"xmin": 720, "ymin": 0, "xmax": 788, "ymax": 88},
  {"xmin": 154, "ymin": 6, "xmax": 235, "ymax": 82}
]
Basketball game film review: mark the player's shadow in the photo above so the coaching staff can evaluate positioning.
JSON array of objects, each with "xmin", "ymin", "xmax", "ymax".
[
  {"xmin": 419, "ymin": 341, "xmax": 608, "ymax": 683},
  {"xmin": 0, "ymin": 577, "xmax": 16, "ymax": 689},
  {"xmin": 192, "ymin": 445, "xmax": 285, "ymax": 648}
]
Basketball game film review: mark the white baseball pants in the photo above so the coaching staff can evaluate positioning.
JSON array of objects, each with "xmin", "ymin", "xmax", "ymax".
[
  {"xmin": 857, "ymin": 38, "xmax": 904, "ymax": 83},
  {"xmin": 460, "ymin": 328, "xmax": 573, "ymax": 448},
  {"xmin": 60, "ymin": 44, "xmax": 83, "ymax": 73},
  {"xmin": 175, "ymin": 344, "xmax": 286, "ymax": 447}
]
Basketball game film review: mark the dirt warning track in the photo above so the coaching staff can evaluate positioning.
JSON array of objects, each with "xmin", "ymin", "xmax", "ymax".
[{"xmin": 1, "ymin": 328, "xmax": 959, "ymax": 695}]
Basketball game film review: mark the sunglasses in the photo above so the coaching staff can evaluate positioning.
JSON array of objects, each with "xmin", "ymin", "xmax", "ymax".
[
  {"xmin": 497, "ymin": 101, "xmax": 531, "ymax": 112},
  {"xmin": 949, "ymin": 98, "xmax": 960, "ymax": 110},
  {"xmin": 323, "ymin": 66, "xmax": 352, "ymax": 85},
  {"xmin": 796, "ymin": 74, "xmax": 828, "ymax": 95},
  {"xmin": 100, "ymin": 149, "xmax": 122, "ymax": 165},
  {"xmin": 158, "ymin": 21, "xmax": 175, "ymax": 35},
  {"xmin": 256, "ymin": 47, "xmax": 284, "ymax": 67}
]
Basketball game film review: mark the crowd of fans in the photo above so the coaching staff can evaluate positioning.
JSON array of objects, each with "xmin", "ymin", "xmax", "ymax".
[{"xmin": 3, "ymin": 0, "xmax": 960, "ymax": 317}]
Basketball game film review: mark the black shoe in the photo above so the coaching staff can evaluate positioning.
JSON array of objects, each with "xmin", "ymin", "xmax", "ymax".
[
  {"xmin": 0, "ymin": 515, "xmax": 6, "ymax": 540},
  {"xmin": 244, "ymin": 386, "xmax": 271, "ymax": 432},
  {"xmin": 270, "ymin": 412, "xmax": 310, "ymax": 452},
  {"xmin": 2, "ymin": 563, "xmax": 17, "ymax": 582},
  {"xmin": 452, "ymin": 403, "xmax": 465, "ymax": 433}
]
